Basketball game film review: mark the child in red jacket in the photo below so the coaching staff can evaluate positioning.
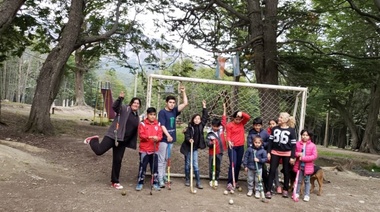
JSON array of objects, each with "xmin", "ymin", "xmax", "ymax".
[
  {"xmin": 136, "ymin": 107, "xmax": 163, "ymax": 191},
  {"xmin": 293, "ymin": 129, "xmax": 318, "ymax": 202},
  {"xmin": 226, "ymin": 109, "xmax": 250, "ymax": 191}
]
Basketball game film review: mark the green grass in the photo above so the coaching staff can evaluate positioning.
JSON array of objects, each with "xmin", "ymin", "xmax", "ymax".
[
  {"xmin": 364, "ymin": 164, "xmax": 380, "ymax": 172},
  {"xmin": 318, "ymin": 150, "xmax": 355, "ymax": 159},
  {"xmin": 176, "ymin": 127, "xmax": 186, "ymax": 145}
]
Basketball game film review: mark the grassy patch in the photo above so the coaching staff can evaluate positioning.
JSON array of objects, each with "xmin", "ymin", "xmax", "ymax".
[
  {"xmin": 175, "ymin": 125, "xmax": 189, "ymax": 145},
  {"xmin": 318, "ymin": 150, "xmax": 355, "ymax": 159},
  {"xmin": 364, "ymin": 164, "xmax": 380, "ymax": 172}
]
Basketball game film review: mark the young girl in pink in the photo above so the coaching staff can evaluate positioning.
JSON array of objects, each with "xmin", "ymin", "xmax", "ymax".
[{"xmin": 293, "ymin": 129, "xmax": 318, "ymax": 202}]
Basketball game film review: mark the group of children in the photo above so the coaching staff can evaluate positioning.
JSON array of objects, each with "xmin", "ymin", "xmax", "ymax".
[
  {"xmin": 85, "ymin": 86, "xmax": 318, "ymax": 203},
  {"xmin": 135, "ymin": 98, "xmax": 318, "ymax": 202}
]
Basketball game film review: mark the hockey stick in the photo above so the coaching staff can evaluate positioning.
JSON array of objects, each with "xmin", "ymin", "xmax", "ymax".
[
  {"xmin": 230, "ymin": 144, "xmax": 236, "ymax": 193},
  {"xmin": 292, "ymin": 160, "xmax": 301, "ymax": 202},
  {"xmin": 254, "ymin": 151, "xmax": 269, "ymax": 203},
  {"xmin": 211, "ymin": 139, "xmax": 217, "ymax": 189},
  {"xmin": 167, "ymin": 143, "xmax": 172, "ymax": 190},
  {"xmin": 150, "ymin": 141, "xmax": 156, "ymax": 195}
]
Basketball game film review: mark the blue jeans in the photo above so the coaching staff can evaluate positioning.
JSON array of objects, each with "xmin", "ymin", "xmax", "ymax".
[
  {"xmin": 296, "ymin": 169, "xmax": 311, "ymax": 196},
  {"xmin": 184, "ymin": 149, "xmax": 202, "ymax": 185},
  {"xmin": 185, "ymin": 149, "xmax": 199, "ymax": 174}
]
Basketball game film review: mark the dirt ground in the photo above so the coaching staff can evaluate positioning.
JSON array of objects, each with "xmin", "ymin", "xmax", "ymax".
[{"xmin": 0, "ymin": 103, "xmax": 380, "ymax": 212}]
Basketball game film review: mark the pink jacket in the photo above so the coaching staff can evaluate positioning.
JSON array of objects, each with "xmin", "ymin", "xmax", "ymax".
[{"xmin": 293, "ymin": 140, "xmax": 318, "ymax": 175}]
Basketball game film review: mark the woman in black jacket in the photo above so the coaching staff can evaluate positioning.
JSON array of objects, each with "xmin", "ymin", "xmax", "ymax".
[{"xmin": 83, "ymin": 91, "xmax": 141, "ymax": 190}]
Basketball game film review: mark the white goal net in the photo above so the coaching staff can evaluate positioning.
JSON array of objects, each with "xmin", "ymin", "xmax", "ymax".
[{"xmin": 145, "ymin": 74, "xmax": 308, "ymax": 179}]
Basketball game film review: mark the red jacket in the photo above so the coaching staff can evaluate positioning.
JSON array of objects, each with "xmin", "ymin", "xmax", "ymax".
[
  {"xmin": 226, "ymin": 112, "xmax": 250, "ymax": 147},
  {"xmin": 206, "ymin": 115, "xmax": 227, "ymax": 155},
  {"xmin": 293, "ymin": 140, "xmax": 318, "ymax": 175},
  {"xmin": 138, "ymin": 119, "xmax": 163, "ymax": 153}
]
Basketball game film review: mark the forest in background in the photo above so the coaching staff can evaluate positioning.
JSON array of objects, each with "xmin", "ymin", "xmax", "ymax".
[{"xmin": 0, "ymin": 0, "xmax": 379, "ymax": 153}]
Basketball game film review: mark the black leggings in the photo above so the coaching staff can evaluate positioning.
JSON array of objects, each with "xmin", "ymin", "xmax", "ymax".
[
  {"xmin": 227, "ymin": 146, "xmax": 244, "ymax": 185},
  {"xmin": 89, "ymin": 136, "xmax": 127, "ymax": 183},
  {"xmin": 267, "ymin": 154, "xmax": 291, "ymax": 192}
]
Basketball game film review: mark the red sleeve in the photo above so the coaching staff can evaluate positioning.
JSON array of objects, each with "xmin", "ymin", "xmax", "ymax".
[
  {"xmin": 221, "ymin": 115, "xmax": 227, "ymax": 129},
  {"xmin": 138, "ymin": 122, "xmax": 149, "ymax": 142},
  {"xmin": 226, "ymin": 122, "xmax": 232, "ymax": 141},
  {"xmin": 241, "ymin": 112, "xmax": 250, "ymax": 125}
]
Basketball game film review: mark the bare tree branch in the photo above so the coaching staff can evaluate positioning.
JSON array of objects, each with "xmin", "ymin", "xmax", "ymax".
[
  {"xmin": 189, "ymin": 35, "xmax": 263, "ymax": 53},
  {"xmin": 75, "ymin": 0, "xmax": 123, "ymax": 48},
  {"xmin": 214, "ymin": 0, "xmax": 250, "ymax": 22},
  {"xmin": 281, "ymin": 39, "xmax": 380, "ymax": 59},
  {"xmin": 346, "ymin": 0, "xmax": 380, "ymax": 22}
]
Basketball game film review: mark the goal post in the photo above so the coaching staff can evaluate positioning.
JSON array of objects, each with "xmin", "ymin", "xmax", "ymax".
[{"xmin": 145, "ymin": 74, "xmax": 308, "ymax": 179}]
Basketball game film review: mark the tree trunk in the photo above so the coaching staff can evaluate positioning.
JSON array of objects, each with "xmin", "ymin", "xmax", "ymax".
[
  {"xmin": 330, "ymin": 99, "xmax": 360, "ymax": 150},
  {"xmin": 74, "ymin": 49, "xmax": 87, "ymax": 106},
  {"xmin": 1, "ymin": 60, "xmax": 6, "ymax": 100},
  {"xmin": 25, "ymin": 0, "xmax": 85, "ymax": 134},
  {"xmin": 360, "ymin": 73, "xmax": 380, "ymax": 153},
  {"xmin": 248, "ymin": 0, "xmax": 279, "ymax": 122},
  {"xmin": 336, "ymin": 127, "xmax": 347, "ymax": 149},
  {"xmin": 17, "ymin": 57, "xmax": 22, "ymax": 102},
  {"xmin": 0, "ymin": 0, "xmax": 26, "ymax": 35},
  {"xmin": 323, "ymin": 110, "xmax": 329, "ymax": 147}
]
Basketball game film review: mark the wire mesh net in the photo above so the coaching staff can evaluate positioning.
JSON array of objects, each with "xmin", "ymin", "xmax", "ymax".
[{"xmin": 145, "ymin": 74, "xmax": 307, "ymax": 180}]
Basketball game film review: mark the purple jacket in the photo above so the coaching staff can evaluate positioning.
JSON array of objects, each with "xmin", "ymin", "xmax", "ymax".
[{"xmin": 293, "ymin": 140, "xmax": 318, "ymax": 175}]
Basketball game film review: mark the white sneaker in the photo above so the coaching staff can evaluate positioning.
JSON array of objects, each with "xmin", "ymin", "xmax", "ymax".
[
  {"xmin": 255, "ymin": 191, "xmax": 260, "ymax": 199},
  {"xmin": 247, "ymin": 190, "xmax": 253, "ymax": 197},
  {"xmin": 209, "ymin": 180, "xmax": 218, "ymax": 187},
  {"xmin": 303, "ymin": 195, "xmax": 310, "ymax": 202},
  {"xmin": 84, "ymin": 135, "xmax": 99, "ymax": 144},
  {"xmin": 111, "ymin": 183, "xmax": 123, "ymax": 190}
]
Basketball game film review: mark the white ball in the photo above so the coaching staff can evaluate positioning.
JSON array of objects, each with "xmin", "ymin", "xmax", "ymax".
[
  {"xmin": 193, "ymin": 190, "xmax": 197, "ymax": 194},
  {"xmin": 229, "ymin": 199, "xmax": 234, "ymax": 205},
  {"xmin": 224, "ymin": 190, "xmax": 229, "ymax": 195},
  {"xmin": 230, "ymin": 190, "xmax": 234, "ymax": 194}
]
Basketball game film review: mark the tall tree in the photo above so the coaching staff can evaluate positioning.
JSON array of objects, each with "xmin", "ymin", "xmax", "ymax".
[
  {"xmin": 24, "ymin": 0, "xmax": 174, "ymax": 134},
  {"xmin": 160, "ymin": 0, "xmax": 280, "ymax": 121},
  {"xmin": 0, "ymin": 0, "xmax": 26, "ymax": 35},
  {"xmin": 24, "ymin": 0, "xmax": 128, "ymax": 134},
  {"xmin": 25, "ymin": 0, "xmax": 86, "ymax": 133},
  {"xmin": 280, "ymin": 0, "xmax": 380, "ymax": 152}
]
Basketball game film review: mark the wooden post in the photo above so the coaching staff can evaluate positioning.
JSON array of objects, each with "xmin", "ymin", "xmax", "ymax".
[{"xmin": 323, "ymin": 110, "xmax": 330, "ymax": 147}]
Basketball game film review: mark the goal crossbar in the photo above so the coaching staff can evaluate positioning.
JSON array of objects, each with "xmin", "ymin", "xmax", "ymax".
[{"xmin": 146, "ymin": 74, "xmax": 308, "ymax": 134}]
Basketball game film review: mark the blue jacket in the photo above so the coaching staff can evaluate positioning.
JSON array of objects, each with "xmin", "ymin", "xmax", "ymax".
[
  {"xmin": 243, "ymin": 145, "xmax": 267, "ymax": 170},
  {"xmin": 246, "ymin": 128, "xmax": 270, "ymax": 150}
]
